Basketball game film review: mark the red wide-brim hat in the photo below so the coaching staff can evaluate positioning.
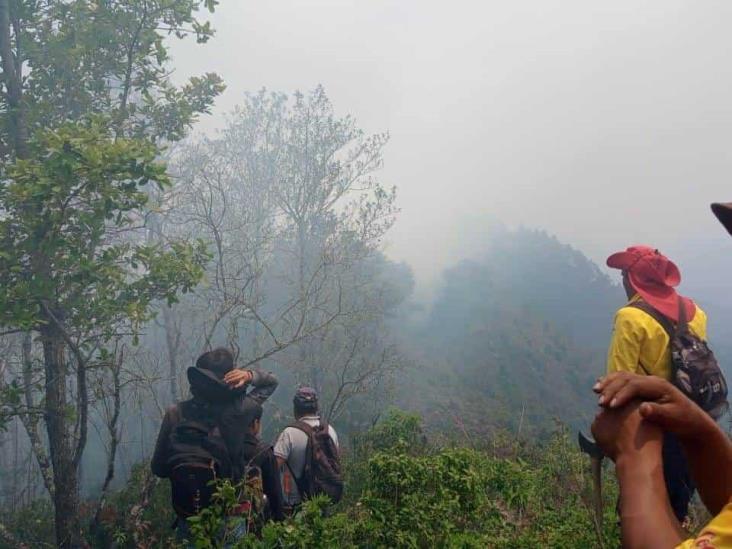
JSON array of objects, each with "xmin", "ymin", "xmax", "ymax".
[{"xmin": 607, "ymin": 245, "xmax": 695, "ymax": 323}]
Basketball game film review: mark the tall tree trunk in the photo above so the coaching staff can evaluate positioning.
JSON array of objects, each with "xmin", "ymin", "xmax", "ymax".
[
  {"xmin": 20, "ymin": 332, "xmax": 55, "ymax": 497},
  {"xmin": 0, "ymin": 0, "xmax": 27, "ymax": 159},
  {"xmin": 91, "ymin": 349, "xmax": 122, "ymax": 538},
  {"xmin": 41, "ymin": 326, "xmax": 81, "ymax": 548},
  {"xmin": 162, "ymin": 306, "xmax": 180, "ymax": 403}
]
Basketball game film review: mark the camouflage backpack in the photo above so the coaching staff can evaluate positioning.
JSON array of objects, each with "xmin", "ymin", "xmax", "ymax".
[{"xmin": 630, "ymin": 298, "xmax": 729, "ymax": 419}]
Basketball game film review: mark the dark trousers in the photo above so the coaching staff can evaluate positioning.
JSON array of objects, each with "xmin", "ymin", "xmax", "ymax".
[{"xmin": 663, "ymin": 433, "xmax": 695, "ymax": 522}]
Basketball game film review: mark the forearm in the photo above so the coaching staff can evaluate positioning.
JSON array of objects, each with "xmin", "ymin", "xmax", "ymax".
[
  {"xmin": 681, "ymin": 414, "xmax": 732, "ymax": 515},
  {"xmin": 616, "ymin": 454, "xmax": 684, "ymax": 548},
  {"xmin": 247, "ymin": 369, "xmax": 278, "ymax": 404}
]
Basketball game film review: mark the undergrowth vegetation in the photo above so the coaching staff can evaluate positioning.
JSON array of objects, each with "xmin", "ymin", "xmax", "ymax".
[{"xmin": 3, "ymin": 410, "xmax": 622, "ymax": 548}]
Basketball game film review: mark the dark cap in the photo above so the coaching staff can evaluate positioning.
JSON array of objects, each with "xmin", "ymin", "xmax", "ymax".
[{"xmin": 294, "ymin": 386, "xmax": 318, "ymax": 407}]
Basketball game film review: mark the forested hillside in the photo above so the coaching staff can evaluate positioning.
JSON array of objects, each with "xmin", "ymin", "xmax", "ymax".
[{"xmin": 396, "ymin": 228, "xmax": 623, "ymax": 437}]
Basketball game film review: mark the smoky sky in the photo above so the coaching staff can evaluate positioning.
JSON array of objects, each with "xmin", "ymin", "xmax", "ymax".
[{"xmin": 170, "ymin": 0, "xmax": 732, "ymax": 295}]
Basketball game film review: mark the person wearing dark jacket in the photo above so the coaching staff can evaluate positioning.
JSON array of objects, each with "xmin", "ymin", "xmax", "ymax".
[
  {"xmin": 151, "ymin": 348, "xmax": 279, "ymax": 478},
  {"xmin": 150, "ymin": 347, "xmax": 282, "ymax": 543}
]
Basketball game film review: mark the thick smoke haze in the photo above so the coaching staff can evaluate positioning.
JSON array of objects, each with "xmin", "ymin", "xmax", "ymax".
[
  {"xmin": 171, "ymin": 0, "xmax": 732, "ymax": 295},
  {"xmin": 8, "ymin": 4, "xmax": 732, "ymax": 545}
]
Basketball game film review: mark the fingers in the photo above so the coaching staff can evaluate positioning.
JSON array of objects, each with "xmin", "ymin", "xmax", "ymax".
[
  {"xmin": 223, "ymin": 369, "xmax": 249, "ymax": 388},
  {"xmin": 605, "ymin": 379, "xmax": 654, "ymax": 409},
  {"xmin": 638, "ymin": 401, "xmax": 677, "ymax": 431},
  {"xmin": 594, "ymin": 371, "xmax": 621, "ymax": 390},
  {"xmin": 224, "ymin": 369, "xmax": 252, "ymax": 388},
  {"xmin": 595, "ymin": 373, "xmax": 669, "ymax": 409},
  {"xmin": 596, "ymin": 375, "xmax": 633, "ymax": 407},
  {"xmin": 593, "ymin": 371, "xmax": 631, "ymax": 394}
]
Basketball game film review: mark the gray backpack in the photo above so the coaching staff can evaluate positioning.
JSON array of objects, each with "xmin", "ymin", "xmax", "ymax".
[{"xmin": 630, "ymin": 298, "xmax": 728, "ymax": 419}]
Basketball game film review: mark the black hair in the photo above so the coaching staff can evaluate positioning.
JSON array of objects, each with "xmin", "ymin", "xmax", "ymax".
[{"xmin": 294, "ymin": 400, "xmax": 318, "ymax": 418}]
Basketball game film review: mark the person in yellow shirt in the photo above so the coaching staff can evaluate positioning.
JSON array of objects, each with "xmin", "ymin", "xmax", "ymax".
[
  {"xmin": 606, "ymin": 246, "xmax": 707, "ymax": 380},
  {"xmin": 606, "ymin": 245, "xmax": 707, "ymax": 522},
  {"xmin": 588, "ymin": 202, "xmax": 732, "ymax": 549}
]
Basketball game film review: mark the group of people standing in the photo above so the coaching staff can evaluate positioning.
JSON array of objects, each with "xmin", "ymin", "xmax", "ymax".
[
  {"xmin": 150, "ymin": 202, "xmax": 732, "ymax": 548},
  {"xmin": 596, "ymin": 201, "xmax": 732, "ymax": 548},
  {"xmin": 150, "ymin": 348, "xmax": 342, "ymax": 545}
]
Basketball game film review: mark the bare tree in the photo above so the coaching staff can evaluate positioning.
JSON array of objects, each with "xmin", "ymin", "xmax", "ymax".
[{"xmin": 163, "ymin": 87, "xmax": 408, "ymax": 417}]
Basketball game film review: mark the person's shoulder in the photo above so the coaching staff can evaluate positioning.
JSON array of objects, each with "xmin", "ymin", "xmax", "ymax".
[
  {"xmin": 692, "ymin": 301, "xmax": 708, "ymax": 322},
  {"xmin": 277, "ymin": 426, "xmax": 300, "ymax": 440},
  {"xmin": 614, "ymin": 304, "xmax": 650, "ymax": 324}
]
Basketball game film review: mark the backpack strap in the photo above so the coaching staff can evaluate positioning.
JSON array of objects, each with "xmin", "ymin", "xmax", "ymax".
[
  {"xmin": 288, "ymin": 420, "xmax": 318, "ymax": 436},
  {"xmin": 627, "ymin": 300, "xmax": 676, "ymax": 339},
  {"xmin": 676, "ymin": 296, "xmax": 690, "ymax": 335},
  {"xmin": 286, "ymin": 421, "xmax": 320, "ymax": 495}
]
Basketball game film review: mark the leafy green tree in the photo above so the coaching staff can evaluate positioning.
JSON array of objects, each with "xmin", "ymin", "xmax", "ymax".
[
  {"xmin": 0, "ymin": 0, "xmax": 223, "ymax": 157},
  {"xmin": 0, "ymin": 118, "xmax": 208, "ymax": 547},
  {"xmin": 0, "ymin": 1, "xmax": 223, "ymax": 546}
]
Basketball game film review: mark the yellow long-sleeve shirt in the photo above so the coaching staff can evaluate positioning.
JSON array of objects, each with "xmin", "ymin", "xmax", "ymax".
[
  {"xmin": 677, "ymin": 501, "xmax": 732, "ymax": 548},
  {"xmin": 606, "ymin": 295, "xmax": 708, "ymax": 380}
]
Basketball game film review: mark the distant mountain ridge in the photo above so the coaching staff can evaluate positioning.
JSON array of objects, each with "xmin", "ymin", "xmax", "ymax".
[{"xmin": 396, "ymin": 228, "xmax": 624, "ymax": 436}]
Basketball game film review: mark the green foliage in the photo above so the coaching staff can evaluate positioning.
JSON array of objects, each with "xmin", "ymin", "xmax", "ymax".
[
  {"xmin": 185, "ymin": 480, "xmax": 249, "ymax": 549},
  {"xmin": 0, "ymin": 0, "xmax": 225, "ymax": 156},
  {"xmin": 2, "ymin": 499, "xmax": 56, "ymax": 548},
  {"xmin": 3, "ymin": 411, "xmax": 627, "ymax": 548},
  {"xmin": 174, "ymin": 411, "xmax": 620, "ymax": 549},
  {"xmin": 0, "ymin": 118, "xmax": 208, "ymax": 336},
  {"xmin": 99, "ymin": 464, "xmax": 176, "ymax": 548},
  {"xmin": 353, "ymin": 408, "xmax": 425, "ymax": 455},
  {"xmin": 0, "ymin": 378, "xmax": 23, "ymax": 431}
]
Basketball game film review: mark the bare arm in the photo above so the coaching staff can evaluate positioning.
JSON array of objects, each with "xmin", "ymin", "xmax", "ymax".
[
  {"xmin": 592, "ymin": 401, "xmax": 685, "ymax": 548},
  {"xmin": 681, "ymin": 414, "xmax": 732, "ymax": 515},
  {"xmin": 615, "ymin": 450, "xmax": 684, "ymax": 548},
  {"xmin": 595, "ymin": 372, "xmax": 732, "ymax": 515}
]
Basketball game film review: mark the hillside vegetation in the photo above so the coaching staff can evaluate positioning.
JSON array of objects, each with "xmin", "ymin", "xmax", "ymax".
[{"xmin": 4, "ymin": 410, "xmax": 623, "ymax": 548}]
